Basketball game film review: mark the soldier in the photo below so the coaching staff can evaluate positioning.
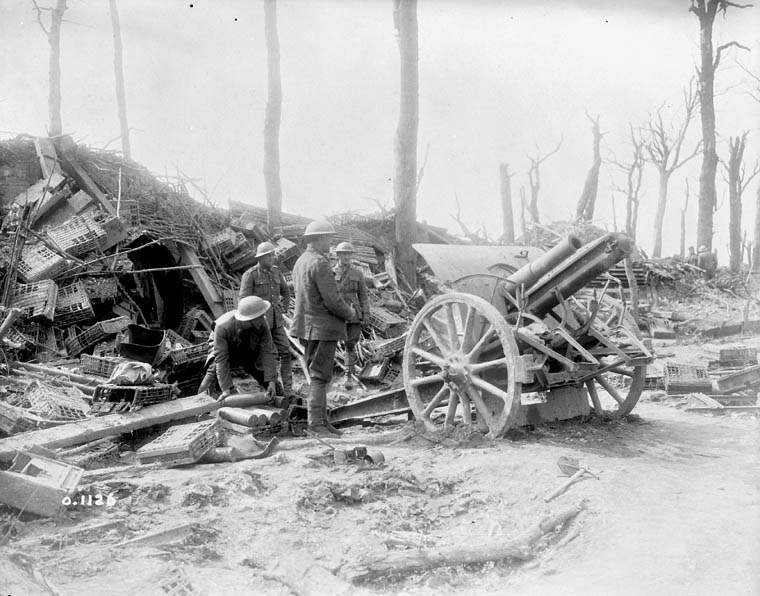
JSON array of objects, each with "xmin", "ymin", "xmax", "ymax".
[
  {"xmin": 239, "ymin": 241, "xmax": 295, "ymax": 396},
  {"xmin": 333, "ymin": 242, "xmax": 369, "ymax": 389},
  {"xmin": 686, "ymin": 246, "xmax": 697, "ymax": 266},
  {"xmin": 697, "ymin": 245, "xmax": 718, "ymax": 279},
  {"xmin": 197, "ymin": 296, "xmax": 278, "ymax": 401},
  {"xmin": 292, "ymin": 220, "xmax": 356, "ymax": 436}
]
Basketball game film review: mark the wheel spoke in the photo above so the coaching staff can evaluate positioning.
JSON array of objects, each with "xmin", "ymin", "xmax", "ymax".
[
  {"xmin": 422, "ymin": 320, "xmax": 451, "ymax": 355},
  {"xmin": 409, "ymin": 373, "xmax": 445, "ymax": 387},
  {"xmin": 466, "ymin": 326, "xmax": 496, "ymax": 360},
  {"xmin": 585, "ymin": 379, "xmax": 603, "ymax": 415},
  {"xmin": 465, "ymin": 386, "xmax": 496, "ymax": 433},
  {"xmin": 470, "ymin": 376, "xmax": 511, "ymax": 402},
  {"xmin": 423, "ymin": 386, "xmax": 449, "ymax": 416},
  {"xmin": 444, "ymin": 303, "xmax": 460, "ymax": 352},
  {"xmin": 469, "ymin": 357, "xmax": 507, "ymax": 373},
  {"xmin": 458, "ymin": 389, "xmax": 473, "ymax": 426},
  {"xmin": 444, "ymin": 391, "xmax": 460, "ymax": 429},
  {"xmin": 608, "ymin": 367, "xmax": 634, "ymax": 377},
  {"xmin": 460, "ymin": 305, "xmax": 475, "ymax": 353},
  {"xmin": 595, "ymin": 374, "xmax": 624, "ymax": 404},
  {"xmin": 410, "ymin": 347, "xmax": 447, "ymax": 369}
]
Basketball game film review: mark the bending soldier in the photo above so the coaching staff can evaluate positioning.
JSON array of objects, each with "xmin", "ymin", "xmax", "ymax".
[
  {"xmin": 239, "ymin": 241, "xmax": 294, "ymax": 397},
  {"xmin": 292, "ymin": 220, "xmax": 356, "ymax": 436},
  {"xmin": 197, "ymin": 296, "xmax": 278, "ymax": 401},
  {"xmin": 333, "ymin": 242, "xmax": 369, "ymax": 389}
]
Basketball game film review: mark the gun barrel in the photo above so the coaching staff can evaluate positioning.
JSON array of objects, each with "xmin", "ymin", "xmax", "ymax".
[
  {"xmin": 503, "ymin": 234, "xmax": 582, "ymax": 298},
  {"xmin": 522, "ymin": 232, "xmax": 633, "ymax": 317}
]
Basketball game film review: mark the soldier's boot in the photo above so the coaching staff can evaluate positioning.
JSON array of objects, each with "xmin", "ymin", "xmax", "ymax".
[
  {"xmin": 280, "ymin": 356, "xmax": 298, "ymax": 398},
  {"xmin": 321, "ymin": 389, "xmax": 343, "ymax": 436},
  {"xmin": 343, "ymin": 351, "xmax": 356, "ymax": 390},
  {"xmin": 306, "ymin": 381, "xmax": 331, "ymax": 436}
]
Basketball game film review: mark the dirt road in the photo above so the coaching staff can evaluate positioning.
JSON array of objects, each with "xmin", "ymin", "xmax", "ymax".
[{"xmin": 2, "ymin": 399, "xmax": 758, "ymax": 596}]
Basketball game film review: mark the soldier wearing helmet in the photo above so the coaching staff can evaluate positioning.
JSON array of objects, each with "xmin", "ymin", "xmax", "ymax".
[
  {"xmin": 197, "ymin": 296, "xmax": 278, "ymax": 401},
  {"xmin": 292, "ymin": 220, "xmax": 356, "ymax": 435},
  {"xmin": 696, "ymin": 245, "xmax": 717, "ymax": 279},
  {"xmin": 333, "ymin": 242, "xmax": 369, "ymax": 389},
  {"xmin": 239, "ymin": 240, "xmax": 294, "ymax": 397}
]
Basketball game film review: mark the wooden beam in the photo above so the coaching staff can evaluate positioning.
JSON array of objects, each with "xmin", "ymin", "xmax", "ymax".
[
  {"xmin": 58, "ymin": 143, "xmax": 118, "ymax": 217},
  {"xmin": 177, "ymin": 244, "xmax": 224, "ymax": 318},
  {"xmin": 0, "ymin": 394, "xmax": 219, "ymax": 463}
]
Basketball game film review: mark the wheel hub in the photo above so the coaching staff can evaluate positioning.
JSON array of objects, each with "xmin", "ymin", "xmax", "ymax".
[{"xmin": 442, "ymin": 354, "xmax": 471, "ymax": 391}]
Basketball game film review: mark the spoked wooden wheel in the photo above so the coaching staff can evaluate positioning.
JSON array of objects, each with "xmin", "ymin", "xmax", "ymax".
[
  {"xmin": 403, "ymin": 293, "xmax": 522, "ymax": 439},
  {"xmin": 571, "ymin": 291, "xmax": 647, "ymax": 417}
]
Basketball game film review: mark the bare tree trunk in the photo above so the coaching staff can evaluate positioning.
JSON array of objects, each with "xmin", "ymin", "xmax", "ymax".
[
  {"xmin": 499, "ymin": 163, "xmax": 515, "ymax": 243},
  {"xmin": 652, "ymin": 170, "xmax": 670, "ymax": 258},
  {"xmin": 393, "ymin": 0, "xmax": 419, "ymax": 284},
  {"xmin": 109, "ymin": 0, "xmax": 130, "ymax": 159},
  {"xmin": 726, "ymin": 133, "xmax": 747, "ymax": 273},
  {"xmin": 45, "ymin": 0, "xmax": 67, "ymax": 136},
  {"xmin": 680, "ymin": 180, "xmax": 689, "ymax": 258},
  {"xmin": 519, "ymin": 186, "xmax": 527, "ymax": 238},
  {"xmin": 264, "ymin": 0, "xmax": 283, "ymax": 231},
  {"xmin": 690, "ymin": 0, "xmax": 750, "ymax": 251},
  {"xmin": 754, "ymin": 183, "xmax": 760, "ymax": 272},
  {"xmin": 575, "ymin": 113, "xmax": 602, "ymax": 221},
  {"xmin": 526, "ymin": 137, "xmax": 562, "ymax": 225}
]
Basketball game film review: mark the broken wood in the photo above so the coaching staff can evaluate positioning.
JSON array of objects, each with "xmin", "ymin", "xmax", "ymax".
[
  {"xmin": 268, "ymin": 552, "xmax": 371, "ymax": 596},
  {"xmin": 544, "ymin": 468, "xmax": 592, "ymax": 502},
  {"xmin": 0, "ymin": 307, "xmax": 23, "ymax": 341},
  {"xmin": 177, "ymin": 244, "xmax": 224, "ymax": 318},
  {"xmin": 113, "ymin": 522, "xmax": 195, "ymax": 549},
  {"xmin": 0, "ymin": 394, "xmax": 219, "ymax": 463},
  {"xmin": 0, "ymin": 552, "xmax": 62, "ymax": 596},
  {"xmin": 685, "ymin": 405, "xmax": 760, "ymax": 414},
  {"xmin": 8, "ymin": 369, "xmax": 94, "ymax": 396},
  {"xmin": 340, "ymin": 502, "xmax": 585, "ymax": 583}
]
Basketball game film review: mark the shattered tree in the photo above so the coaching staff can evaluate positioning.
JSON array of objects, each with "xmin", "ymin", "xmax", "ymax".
[
  {"xmin": 724, "ymin": 132, "xmax": 759, "ymax": 272},
  {"xmin": 264, "ymin": 0, "xmax": 283, "ymax": 230},
  {"xmin": 527, "ymin": 137, "xmax": 563, "ymax": 224},
  {"xmin": 392, "ymin": 0, "xmax": 419, "ymax": 284},
  {"xmin": 575, "ymin": 112, "xmax": 602, "ymax": 222},
  {"xmin": 499, "ymin": 163, "xmax": 515, "ymax": 243},
  {"xmin": 109, "ymin": 0, "xmax": 131, "ymax": 159},
  {"xmin": 32, "ymin": 0, "xmax": 68, "ymax": 137},
  {"xmin": 610, "ymin": 124, "xmax": 645, "ymax": 243},
  {"xmin": 689, "ymin": 0, "xmax": 750, "ymax": 251},
  {"xmin": 643, "ymin": 82, "xmax": 700, "ymax": 258}
]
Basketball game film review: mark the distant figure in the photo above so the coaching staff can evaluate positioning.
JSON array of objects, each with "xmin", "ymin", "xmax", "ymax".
[
  {"xmin": 697, "ymin": 245, "xmax": 717, "ymax": 279},
  {"xmin": 686, "ymin": 246, "xmax": 697, "ymax": 266}
]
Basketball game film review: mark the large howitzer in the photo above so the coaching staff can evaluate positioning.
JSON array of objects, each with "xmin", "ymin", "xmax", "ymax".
[{"xmin": 402, "ymin": 232, "xmax": 652, "ymax": 438}]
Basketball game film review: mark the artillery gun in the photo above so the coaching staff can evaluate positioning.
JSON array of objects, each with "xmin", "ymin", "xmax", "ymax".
[{"xmin": 402, "ymin": 232, "xmax": 653, "ymax": 438}]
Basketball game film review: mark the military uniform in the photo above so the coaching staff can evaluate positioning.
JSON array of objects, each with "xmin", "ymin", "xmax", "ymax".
[
  {"xmin": 239, "ymin": 263, "xmax": 293, "ymax": 392},
  {"xmin": 697, "ymin": 249, "xmax": 718, "ymax": 279},
  {"xmin": 292, "ymin": 246, "xmax": 354, "ymax": 383},
  {"xmin": 333, "ymin": 261, "xmax": 369, "ymax": 378},
  {"xmin": 198, "ymin": 311, "xmax": 277, "ymax": 394}
]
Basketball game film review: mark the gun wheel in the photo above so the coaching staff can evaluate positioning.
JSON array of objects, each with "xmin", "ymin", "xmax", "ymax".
[
  {"xmin": 403, "ymin": 293, "xmax": 522, "ymax": 439},
  {"xmin": 572, "ymin": 291, "xmax": 647, "ymax": 417}
]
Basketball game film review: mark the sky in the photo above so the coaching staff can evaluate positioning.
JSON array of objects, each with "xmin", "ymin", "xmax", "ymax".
[{"xmin": 0, "ymin": 0, "xmax": 759, "ymax": 259}]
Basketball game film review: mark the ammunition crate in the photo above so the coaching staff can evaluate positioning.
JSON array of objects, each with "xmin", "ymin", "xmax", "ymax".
[
  {"xmin": 368, "ymin": 333, "xmax": 407, "ymax": 360},
  {"xmin": 64, "ymin": 440, "xmax": 120, "ymax": 470},
  {"xmin": 273, "ymin": 237, "xmax": 299, "ymax": 263},
  {"xmin": 369, "ymin": 305, "xmax": 406, "ymax": 338},
  {"xmin": 27, "ymin": 386, "xmax": 89, "ymax": 421},
  {"xmin": 178, "ymin": 308, "xmax": 214, "ymax": 339},
  {"xmin": 10, "ymin": 280, "xmax": 58, "ymax": 322},
  {"xmin": 136, "ymin": 419, "xmax": 220, "ymax": 466},
  {"xmin": 168, "ymin": 343, "xmax": 209, "ymax": 365},
  {"xmin": 91, "ymin": 383, "xmax": 175, "ymax": 414},
  {"xmin": 55, "ymin": 282, "xmax": 95, "ymax": 326},
  {"xmin": 80, "ymin": 353, "xmax": 126, "ymax": 378},
  {"xmin": 65, "ymin": 316, "xmax": 131, "ymax": 357},
  {"xmin": 221, "ymin": 288, "xmax": 238, "ymax": 312},
  {"xmin": 3, "ymin": 326, "xmax": 34, "ymax": 350},
  {"xmin": 208, "ymin": 228, "xmax": 237, "ymax": 253},
  {"xmin": 165, "ymin": 329, "xmax": 193, "ymax": 349},
  {"xmin": 704, "ymin": 344, "xmax": 758, "ymax": 367},
  {"xmin": 383, "ymin": 363, "xmax": 403, "ymax": 386},
  {"xmin": 118, "ymin": 199, "xmax": 141, "ymax": 227},
  {"xmin": 663, "ymin": 362, "xmax": 712, "ymax": 394},
  {"xmin": 46, "ymin": 214, "xmax": 107, "ymax": 257},
  {"xmin": 83, "ymin": 277, "xmax": 119, "ymax": 304},
  {"xmin": 17, "ymin": 243, "xmax": 70, "ymax": 283},
  {"xmin": 283, "ymin": 273, "xmax": 294, "ymax": 291}
]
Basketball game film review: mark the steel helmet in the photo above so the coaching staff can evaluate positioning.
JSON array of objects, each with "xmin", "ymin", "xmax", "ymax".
[
  {"xmin": 335, "ymin": 241, "xmax": 355, "ymax": 253},
  {"xmin": 255, "ymin": 241, "xmax": 276, "ymax": 258},
  {"xmin": 303, "ymin": 220, "xmax": 336, "ymax": 237},
  {"xmin": 234, "ymin": 296, "xmax": 270, "ymax": 321}
]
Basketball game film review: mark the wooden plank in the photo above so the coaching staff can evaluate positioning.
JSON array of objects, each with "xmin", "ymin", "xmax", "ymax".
[
  {"xmin": 0, "ymin": 394, "xmax": 219, "ymax": 463},
  {"xmin": 177, "ymin": 244, "xmax": 224, "ymax": 318},
  {"xmin": 58, "ymin": 144, "xmax": 118, "ymax": 217},
  {"xmin": 685, "ymin": 406, "xmax": 760, "ymax": 414},
  {"xmin": 33, "ymin": 137, "xmax": 60, "ymax": 179}
]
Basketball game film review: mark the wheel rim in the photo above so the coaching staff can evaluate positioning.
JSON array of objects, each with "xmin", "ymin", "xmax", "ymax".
[
  {"xmin": 403, "ymin": 293, "xmax": 522, "ymax": 438},
  {"xmin": 571, "ymin": 291, "xmax": 646, "ymax": 417}
]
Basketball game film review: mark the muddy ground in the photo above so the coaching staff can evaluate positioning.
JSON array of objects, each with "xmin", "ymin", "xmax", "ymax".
[{"xmin": 2, "ymin": 340, "xmax": 759, "ymax": 596}]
